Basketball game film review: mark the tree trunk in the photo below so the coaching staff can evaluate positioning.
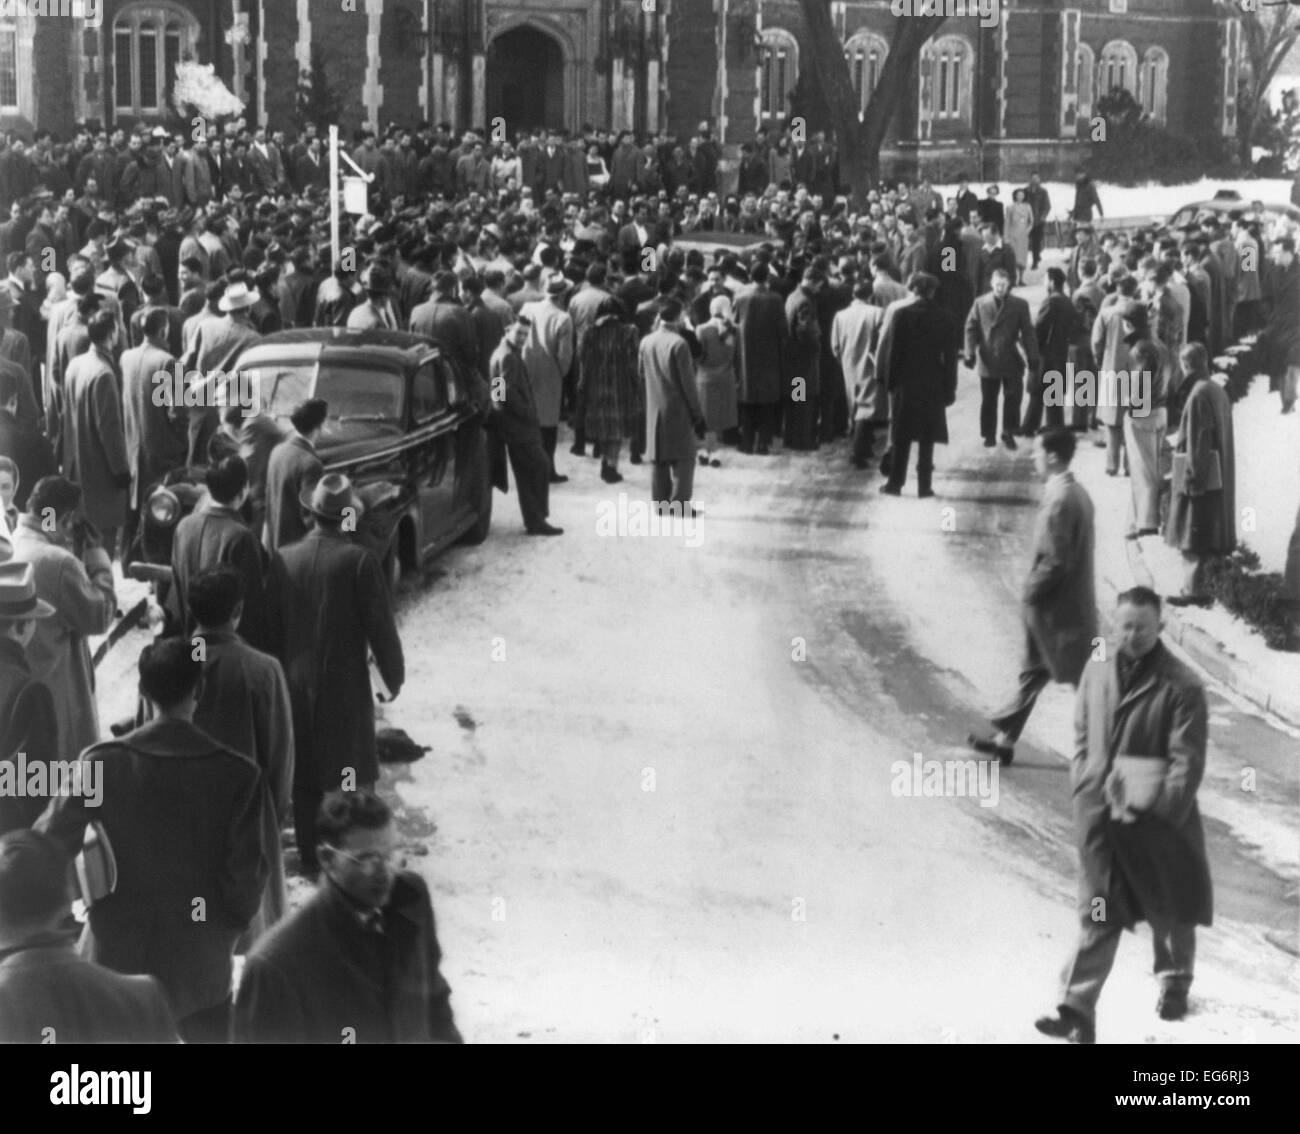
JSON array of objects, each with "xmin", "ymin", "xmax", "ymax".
[{"xmin": 797, "ymin": 1, "xmax": 945, "ymax": 208}]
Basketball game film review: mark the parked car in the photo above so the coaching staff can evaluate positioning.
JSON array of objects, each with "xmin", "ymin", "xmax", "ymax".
[
  {"xmin": 131, "ymin": 329, "xmax": 491, "ymax": 597},
  {"xmin": 1167, "ymin": 189, "xmax": 1300, "ymax": 230}
]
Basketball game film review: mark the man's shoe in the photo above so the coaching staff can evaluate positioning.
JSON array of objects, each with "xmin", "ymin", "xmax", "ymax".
[
  {"xmin": 968, "ymin": 732, "xmax": 1014, "ymax": 765},
  {"xmin": 548, "ymin": 472, "xmax": 569, "ymax": 484},
  {"xmin": 698, "ymin": 453, "xmax": 710, "ymax": 466},
  {"xmin": 600, "ymin": 465, "xmax": 623, "ymax": 484},
  {"xmin": 1156, "ymin": 990, "xmax": 1188, "ymax": 1021},
  {"xmin": 630, "ymin": 453, "xmax": 644, "ymax": 465},
  {"xmin": 1035, "ymin": 1007, "xmax": 1095, "ymax": 1044},
  {"xmin": 1001, "ymin": 432, "xmax": 1018, "ymax": 451},
  {"xmin": 982, "ymin": 438, "xmax": 996, "ymax": 448},
  {"xmin": 526, "ymin": 523, "xmax": 564, "ymax": 536},
  {"xmin": 880, "ymin": 483, "xmax": 902, "ymax": 496},
  {"xmin": 756, "ymin": 443, "xmax": 770, "ymax": 455},
  {"xmin": 918, "ymin": 487, "xmax": 935, "ymax": 498}
]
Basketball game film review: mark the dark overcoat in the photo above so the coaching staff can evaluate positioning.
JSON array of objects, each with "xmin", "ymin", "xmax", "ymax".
[
  {"xmin": 1022, "ymin": 472, "xmax": 1096, "ymax": 684},
  {"xmin": 732, "ymin": 285, "xmax": 788, "ymax": 405},
  {"xmin": 120, "ymin": 342, "xmax": 186, "ymax": 511},
  {"xmin": 877, "ymin": 298, "xmax": 959, "ymax": 445},
  {"xmin": 232, "ymin": 871, "xmax": 461, "ymax": 1044},
  {"xmin": 62, "ymin": 345, "xmax": 129, "ymax": 530},
  {"xmin": 1165, "ymin": 375, "xmax": 1236, "ymax": 555},
  {"xmin": 38, "ymin": 718, "xmax": 270, "ymax": 1019},
  {"xmin": 263, "ymin": 433, "xmax": 323, "ymax": 553},
  {"xmin": 271, "ymin": 528, "xmax": 404, "ymax": 793},
  {"xmin": 1071, "ymin": 643, "xmax": 1213, "ymax": 930},
  {"xmin": 640, "ymin": 327, "xmax": 703, "ymax": 464},
  {"xmin": 170, "ymin": 500, "xmax": 269, "ymax": 651}
]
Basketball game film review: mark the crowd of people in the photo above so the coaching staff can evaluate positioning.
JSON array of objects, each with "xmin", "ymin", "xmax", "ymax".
[{"xmin": 0, "ymin": 111, "xmax": 1298, "ymax": 1044}]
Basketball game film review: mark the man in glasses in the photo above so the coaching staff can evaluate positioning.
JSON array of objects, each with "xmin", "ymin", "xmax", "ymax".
[{"xmin": 233, "ymin": 788, "xmax": 463, "ymax": 1043}]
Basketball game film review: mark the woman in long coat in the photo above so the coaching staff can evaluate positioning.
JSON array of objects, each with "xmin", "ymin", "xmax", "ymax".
[
  {"xmin": 578, "ymin": 298, "xmax": 643, "ymax": 484},
  {"xmin": 694, "ymin": 296, "xmax": 739, "ymax": 466},
  {"xmin": 1165, "ymin": 345, "xmax": 1236, "ymax": 598},
  {"xmin": 1005, "ymin": 188, "xmax": 1034, "ymax": 284}
]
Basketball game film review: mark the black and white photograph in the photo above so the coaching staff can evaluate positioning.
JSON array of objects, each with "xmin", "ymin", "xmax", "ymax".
[{"xmin": 0, "ymin": 0, "xmax": 1297, "ymax": 1080}]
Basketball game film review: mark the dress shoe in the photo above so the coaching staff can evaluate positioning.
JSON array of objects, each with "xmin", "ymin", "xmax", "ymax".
[
  {"xmin": 569, "ymin": 443, "xmax": 585, "ymax": 457},
  {"xmin": 630, "ymin": 453, "xmax": 644, "ymax": 465},
  {"xmin": 982, "ymin": 438, "xmax": 996, "ymax": 448},
  {"xmin": 1156, "ymin": 990, "xmax": 1188, "ymax": 1021},
  {"xmin": 698, "ymin": 453, "xmax": 710, "ymax": 466},
  {"xmin": 1001, "ymin": 432, "xmax": 1018, "ymax": 451},
  {"xmin": 526, "ymin": 523, "xmax": 564, "ymax": 536},
  {"xmin": 600, "ymin": 464, "xmax": 623, "ymax": 484},
  {"xmin": 548, "ymin": 472, "xmax": 569, "ymax": 484},
  {"xmin": 918, "ymin": 487, "xmax": 935, "ymax": 498},
  {"xmin": 880, "ymin": 483, "xmax": 902, "ymax": 496},
  {"xmin": 1034, "ymin": 1008, "xmax": 1095, "ymax": 1044},
  {"xmin": 968, "ymin": 732, "xmax": 1014, "ymax": 765},
  {"xmin": 738, "ymin": 443, "xmax": 754, "ymax": 455},
  {"xmin": 710, "ymin": 458, "xmax": 721, "ymax": 468}
]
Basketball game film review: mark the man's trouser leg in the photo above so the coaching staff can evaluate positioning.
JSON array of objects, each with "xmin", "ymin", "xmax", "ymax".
[
  {"xmin": 1282, "ymin": 365, "xmax": 1299, "ymax": 412},
  {"xmin": 1060, "ymin": 920, "xmax": 1125, "ymax": 1025},
  {"xmin": 671, "ymin": 456, "xmax": 696, "ymax": 505},
  {"xmin": 916, "ymin": 441, "xmax": 935, "ymax": 495},
  {"xmin": 651, "ymin": 461, "xmax": 672, "ymax": 507},
  {"xmin": 292, "ymin": 782, "xmax": 324, "ymax": 875},
  {"xmin": 1105, "ymin": 423, "xmax": 1125, "ymax": 474},
  {"xmin": 1151, "ymin": 918, "xmax": 1196, "ymax": 997},
  {"xmin": 1021, "ymin": 370, "xmax": 1044, "ymax": 434},
  {"xmin": 738, "ymin": 403, "xmax": 757, "ymax": 452},
  {"xmin": 1030, "ymin": 224, "xmax": 1044, "ymax": 269},
  {"xmin": 979, "ymin": 378, "xmax": 1001, "ymax": 441},
  {"xmin": 886, "ymin": 440, "xmax": 911, "ymax": 489},
  {"xmin": 1002, "ymin": 374, "xmax": 1024, "ymax": 436},
  {"xmin": 540, "ymin": 425, "xmax": 558, "ymax": 474},
  {"xmin": 988, "ymin": 629, "xmax": 1052, "ymax": 742},
  {"xmin": 508, "ymin": 439, "xmax": 551, "ymax": 529},
  {"xmin": 851, "ymin": 419, "xmax": 875, "ymax": 466}
]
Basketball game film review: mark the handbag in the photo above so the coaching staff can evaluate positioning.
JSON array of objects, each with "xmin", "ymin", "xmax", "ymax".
[{"xmin": 1172, "ymin": 449, "xmax": 1222, "ymax": 494}]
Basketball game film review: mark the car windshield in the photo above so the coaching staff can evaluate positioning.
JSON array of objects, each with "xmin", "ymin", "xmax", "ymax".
[{"xmin": 254, "ymin": 363, "xmax": 404, "ymax": 423}]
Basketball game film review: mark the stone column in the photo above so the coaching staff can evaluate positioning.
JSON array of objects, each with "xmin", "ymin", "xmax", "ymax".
[
  {"xmin": 362, "ymin": 0, "xmax": 385, "ymax": 133},
  {"xmin": 1059, "ymin": 8, "xmax": 1080, "ymax": 138}
]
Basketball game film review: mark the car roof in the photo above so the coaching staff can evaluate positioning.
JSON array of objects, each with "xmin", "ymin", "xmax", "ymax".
[
  {"xmin": 1173, "ymin": 199, "xmax": 1300, "ymax": 220},
  {"xmin": 243, "ymin": 328, "xmax": 442, "ymax": 367}
]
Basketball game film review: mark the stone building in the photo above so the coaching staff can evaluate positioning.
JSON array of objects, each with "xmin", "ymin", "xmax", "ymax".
[{"xmin": 1, "ymin": 0, "xmax": 1241, "ymax": 179}]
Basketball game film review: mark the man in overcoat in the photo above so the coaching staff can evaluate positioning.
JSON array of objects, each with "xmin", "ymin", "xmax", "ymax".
[
  {"xmin": 263, "ymin": 397, "xmax": 326, "ymax": 553},
  {"xmin": 61, "ymin": 310, "xmax": 130, "ymax": 558},
  {"xmin": 1036, "ymin": 587, "xmax": 1212, "ymax": 1043},
  {"xmin": 732, "ymin": 261, "xmax": 788, "ymax": 455},
  {"xmin": 39, "ymin": 636, "xmax": 270, "ymax": 1044},
  {"xmin": 970, "ymin": 427, "xmax": 1096, "ymax": 764},
  {"xmin": 640, "ymin": 297, "xmax": 706, "ymax": 512},
  {"xmin": 10, "ymin": 476, "xmax": 116, "ymax": 759},
  {"xmin": 877, "ymin": 273, "xmax": 958, "ymax": 497},
  {"xmin": 519, "ymin": 277, "xmax": 575, "ymax": 481},
  {"xmin": 271, "ymin": 474, "xmax": 404, "ymax": 879},
  {"xmin": 233, "ymin": 789, "xmax": 461, "ymax": 1044}
]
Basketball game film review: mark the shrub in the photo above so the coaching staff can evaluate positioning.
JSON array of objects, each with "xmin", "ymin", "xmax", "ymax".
[
  {"xmin": 1088, "ymin": 88, "xmax": 1221, "ymax": 185},
  {"xmin": 1201, "ymin": 544, "xmax": 1300, "ymax": 652}
]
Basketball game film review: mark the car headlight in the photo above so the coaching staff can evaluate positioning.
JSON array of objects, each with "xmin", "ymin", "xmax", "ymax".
[{"xmin": 147, "ymin": 488, "xmax": 181, "ymax": 528}]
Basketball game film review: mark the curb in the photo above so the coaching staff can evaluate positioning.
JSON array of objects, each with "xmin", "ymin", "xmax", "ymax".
[{"xmin": 1121, "ymin": 536, "xmax": 1300, "ymax": 730}]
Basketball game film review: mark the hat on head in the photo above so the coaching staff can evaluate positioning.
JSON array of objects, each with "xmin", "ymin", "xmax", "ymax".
[
  {"xmin": 299, "ymin": 473, "xmax": 364, "ymax": 524},
  {"xmin": 219, "ymin": 280, "xmax": 258, "ymax": 311},
  {"xmin": 0, "ymin": 563, "xmax": 56, "ymax": 621},
  {"xmin": 150, "ymin": 126, "xmax": 170, "ymax": 141},
  {"xmin": 545, "ymin": 275, "xmax": 570, "ymax": 296}
]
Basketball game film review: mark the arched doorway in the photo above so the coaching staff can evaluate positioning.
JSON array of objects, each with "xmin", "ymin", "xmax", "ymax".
[{"xmin": 486, "ymin": 26, "xmax": 565, "ymax": 132}]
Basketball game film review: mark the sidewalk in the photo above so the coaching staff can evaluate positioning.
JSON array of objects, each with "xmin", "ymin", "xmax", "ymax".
[{"xmin": 1069, "ymin": 379, "xmax": 1300, "ymax": 728}]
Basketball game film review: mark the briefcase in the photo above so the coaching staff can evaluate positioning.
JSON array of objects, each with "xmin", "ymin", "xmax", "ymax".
[
  {"xmin": 75, "ymin": 820, "xmax": 118, "ymax": 907},
  {"xmin": 1172, "ymin": 449, "xmax": 1222, "ymax": 495}
]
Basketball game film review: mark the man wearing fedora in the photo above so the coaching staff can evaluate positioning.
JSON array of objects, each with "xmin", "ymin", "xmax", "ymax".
[
  {"xmin": 94, "ymin": 235, "xmax": 141, "ymax": 328},
  {"xmin": 180, "ymin": 271, "xmax": 262, "ymax": 467},
  {"xmin": 0, "ymin": 562, "xmax": 58, "ymax": 835},
  {"xmin": 271, "ymin": 474, "xmax": 405, "ymax": 879},
  {"xmin": 264, "ymin": 398, "xmax": 327, "ymax": 553}
]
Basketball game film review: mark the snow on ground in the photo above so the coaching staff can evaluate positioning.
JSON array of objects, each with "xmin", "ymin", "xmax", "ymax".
[{"xmin": 930, "ymin": 178, "xmax": 1297, "ymax": 227}]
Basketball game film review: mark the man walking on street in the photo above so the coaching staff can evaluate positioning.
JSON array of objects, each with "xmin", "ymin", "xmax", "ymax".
[
  {"xmin": 969, "ymin": 427, "xmax": 1096, "ymax": 764},
  {"xmin": 640, "ymin": 297, "xmax": 706, "ymax": 514},
  {"xmin": 965, "ymin": 268, "xmax": 1040, "ymax": 450},
  {"xmin": 1036, "ymin": 587, "xmax": 1212, "ymax": 1043}
]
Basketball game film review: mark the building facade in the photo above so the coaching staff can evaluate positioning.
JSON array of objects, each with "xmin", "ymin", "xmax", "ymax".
[{"xmin": 1, "ymin": 0, "xmax": 1239, "ymax": 180}]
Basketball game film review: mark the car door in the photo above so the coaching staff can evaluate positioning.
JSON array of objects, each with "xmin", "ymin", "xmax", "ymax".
[{"xmin": 408, "ymin": 357, "xmax": 459, "ymax": 556}]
